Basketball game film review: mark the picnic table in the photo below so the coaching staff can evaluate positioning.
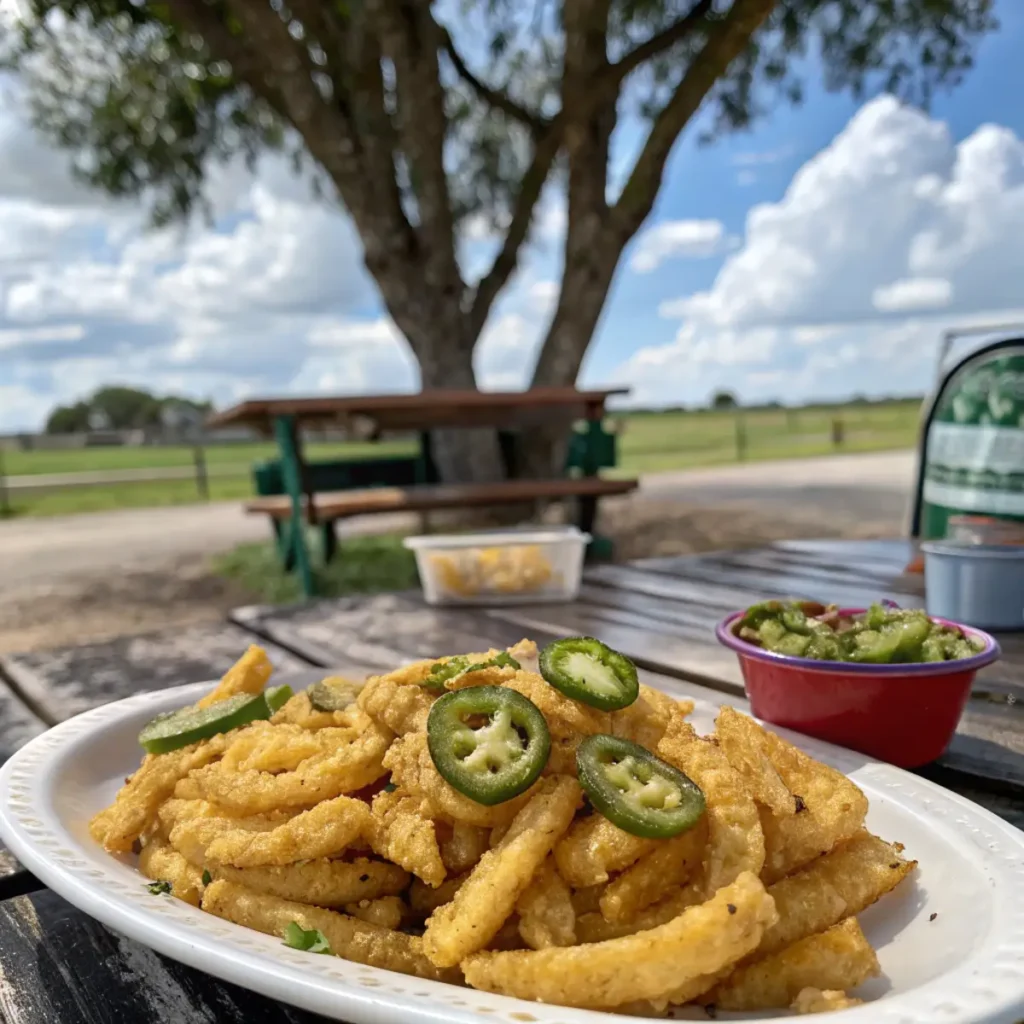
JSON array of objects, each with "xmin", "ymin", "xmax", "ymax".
[
  {"xmin": 0, "ymin": 539, "xmax": 1021, "ymax": 1022},
  {"xmin": 208, "ymin": 388, "xmax": 636, "ymax": 597}
]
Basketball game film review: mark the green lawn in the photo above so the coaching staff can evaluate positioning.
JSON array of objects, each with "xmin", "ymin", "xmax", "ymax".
[
  {"xmin": 213, "ymin": 533, "xmax": 418, "ymax": 604},
  {"xmin": 0, "ymin": 400, "xmax": 923, "ymax": 517},
  {"xmin": 1, "ymin": 438, "xmax": 417, "ymax": 475}
]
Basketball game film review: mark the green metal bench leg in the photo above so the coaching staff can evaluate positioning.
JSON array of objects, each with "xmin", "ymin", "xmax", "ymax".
[
  {"xmin": 273, "ymin": 414, "xmax": 315, "ymax": 598},
  {"xmin": 577, "ymin": 495, "xmax": 614, "ymax": 560},
  {"xmin": 321, "ymin": 520, "xmax": 338, "ymax": 564}
]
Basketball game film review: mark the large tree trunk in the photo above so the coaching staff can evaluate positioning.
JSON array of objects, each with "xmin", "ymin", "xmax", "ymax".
[{"xmin": 416, "ymin": 327, "xmax": 506, "ymax": 485}]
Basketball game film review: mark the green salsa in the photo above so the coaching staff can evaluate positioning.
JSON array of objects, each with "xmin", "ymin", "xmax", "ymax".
[{"xmin": 736, "ymin": 601, "xmax": 985, "ymax": 664}]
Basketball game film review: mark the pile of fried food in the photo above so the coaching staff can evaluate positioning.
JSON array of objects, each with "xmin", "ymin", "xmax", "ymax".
[{"xmin": 91, "ymin": 638, "xmax": 915, "ymax": 1018}]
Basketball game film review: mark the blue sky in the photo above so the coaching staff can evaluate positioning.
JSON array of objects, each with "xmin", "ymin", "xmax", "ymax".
[
  {"xmin": 581, "ymin": 0, "xmax": 1024, "ymax": 399},
  {"xmin": 2, "ymin": 1, "xmax": 1024, "ymax": 428}
]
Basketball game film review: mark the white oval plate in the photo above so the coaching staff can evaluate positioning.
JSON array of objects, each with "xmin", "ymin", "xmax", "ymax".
[{"xmin": 2, "ymin": 681, "xmax": 1024, "ymax": 1024}]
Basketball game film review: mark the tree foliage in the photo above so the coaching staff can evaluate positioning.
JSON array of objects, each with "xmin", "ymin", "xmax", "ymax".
[
  {"xmin": 4, "ymin": 0, "xmax": 996, "ymax": 477},
  {"xmin": 711, "ymin": 389, "xmax": 738, "ymax": 409},
  {"xmin": 45, "ymin": 386, "xmax": 212, "ymax": 433}
]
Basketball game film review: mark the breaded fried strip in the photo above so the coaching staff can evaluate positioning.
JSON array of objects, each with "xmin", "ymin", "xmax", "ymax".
[
  {"xmin": 657, "ymin": 720, "xmax": 764, "ymax": 894},
  {"xmin": 357, "ymin": 673, "xmax": 434, "ymax": 734},
  {"xmin": 516, "ymin": 857, "xmax": 576, "ymax": 949},
  {"xmin": 212, "ymin": 858, "xmax": 409, "ymax": 908},
  {"xmin": 271, "ymin": 688, "xmax": 365, "ymax": 730},
  {"xmin": 423, "ymin": 776, "xmax": 581, "ymax": 967},
  {"xmin": 710, "ymin": 917, "xmax": 880, "ymax": 1011},
  {"xmin": 171, "ymin": 796, "xmax": 369, "ymax": 868},
  {"xmin": 462, "ymin": 872, "xmax": 777, "ymax": 1009},
  {"xmin": 187, "ymin": 720, "xmax": 392, "ymax": 813},
  {"xmin": 439, "ymin": 821, "xmax": 489, "ymax": 875},
  {"xmin": 553, "ymin": 814, "xmax": 655, "ymax": 888},
  {"xmin": 344, "ymin": 895, "xmax": 405, "ymax": 930},
  {"xmin": 89, "ymin": 734, "xmax": 229, "ymax": 853},
  {"xmin": 599, "ymin": 818, "xmax": 707, "ymax": 923},
  {"xmin": 755, "ymin": 722, "xmax": 868, "ymax": 883},
  {"xmin": 139, "ymin": 839, "xmax": 205, "ymax": 907},
  {"xmin": 366, "ymin": 789, "xmax": 446, "ymax": 887},
  {"xmin": 717, "ymin": 706, "xmax": 796, "ymax": 816},
  {"xmin": 610, "ymin": 685, "xmax": 691, "ymax": 750},
  {"xmin": 197, "ymin": 645, "xmax": 273, "ymax": 708},
  {"xmin": 221, "ymin": 722, "xmax": 331, "ymax": 773},
  {"xmin": 203, "ymin": 880, "xmax": 457, "ymax": 983},
  {"xmin": 645, "ymin": 828, "xmax": 913, "ymax": 1008}
]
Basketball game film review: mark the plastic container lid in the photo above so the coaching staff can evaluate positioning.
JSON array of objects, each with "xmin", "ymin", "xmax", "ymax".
[
  {"xmin": 920, "ymin": 541, "xmax": 1024, "ymax": 560},
  {"xmin": 403, "ymin": 527, "xmax": 591, "ymax": 550}
]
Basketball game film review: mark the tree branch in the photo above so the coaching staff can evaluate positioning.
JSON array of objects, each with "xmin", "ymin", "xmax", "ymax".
[
  {"xmin": 607, "ymin": 0, "xmax": 714, "ymax": 86},
  {"xmin": 468, "ymin": 124, "xmax": 561, "ymax": 336},
  {"xmin": 372, "ymin": 0, "xmax": 462, "ymax": 297},
  {"xmin": 440, "ymin": 26, "xmax": 548, "ymax": 136},
  {"xmin": 610, "ymin": 0, "xmax": 777, "ymax": 238}
]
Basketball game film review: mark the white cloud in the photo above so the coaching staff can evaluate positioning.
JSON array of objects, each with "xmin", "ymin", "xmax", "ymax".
[
  {"xmin": 614, "ymin": 96, "xmax": 1024, "ymax": 407},
  {"xmin": 731, "ymin": 145, "xmax": 794, "ymax": 168},
  {"xmin": 655, "ymin": 97, "xmax": 1024, "ymax": 331},
  {"xmin": 872, "ymin": 277, "xmax": 953, "ymax": 313},
  {"xmin": 736, "ymin": 169, "xmax": 757, "ymax": 187},
  {"xmin": 629, "ymin": 219, "xmax": 726, "ymax": 272}
]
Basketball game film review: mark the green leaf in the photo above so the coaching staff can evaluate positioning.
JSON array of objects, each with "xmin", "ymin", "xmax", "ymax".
[
  {"xmin": 202, "ymin": 869, "xmax": 212, "ymax": 886},
  {"xmin": 146, "ymin": 880, "xmax": 172, "ymax": 896},
  {"xmin": 284, "ymin": 922, "xmax": 332, "ymax": 955}
]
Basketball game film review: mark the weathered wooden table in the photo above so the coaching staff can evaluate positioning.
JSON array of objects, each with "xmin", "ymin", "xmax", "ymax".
[{"xmin": 1, "ymin": 539, "xmax": 1021, "ymax": 1022}]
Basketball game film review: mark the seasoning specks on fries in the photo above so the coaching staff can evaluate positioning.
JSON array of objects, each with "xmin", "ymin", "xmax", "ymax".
[{"xmin": 92, "ymin": 638, "xmax": 916, "ymax": 1016}]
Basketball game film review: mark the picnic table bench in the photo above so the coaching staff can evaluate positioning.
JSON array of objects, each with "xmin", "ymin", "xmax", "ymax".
[
  {"xmin": 208, "ymin": 388, "xmax": 637, "ymax": 597},
  {"xmin": 0, "ymin": 539, "xmax": 1021, "ymax": 1022}
]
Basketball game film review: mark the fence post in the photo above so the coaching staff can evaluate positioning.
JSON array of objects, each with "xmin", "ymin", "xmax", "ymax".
[
  {"xmin": 0, "ymin": 446, "xmax": 9, "ymax": 517},
  {"xmin": 193, "ymin": 445, "xmax": 209, "ymax": 500},
  {"xmin": 735, "ymin": 413, "xmax": 747, "ymax": 461},
  {"xmin": 831, "ymin": 418, "xmax": 844, "ymax": 448},
  {"xmin": 786, "ymin": 407, "xmax": 797, "ymax": 431}
]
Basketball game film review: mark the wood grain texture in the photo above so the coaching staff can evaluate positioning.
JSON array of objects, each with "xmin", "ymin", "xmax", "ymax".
[
  {"xmin": 0, "ymin": 890, "xmax": 329, "ymax": 1023},
  {"xmin": 0, "ymin": 623, "xmax": 311, "ymax": 724},
  {"xmin": 233, "ymin": 593, "xmax": 550, "ymax": 669},
  {"xmin": 0, "ymin": 681, "xmax": 46, "ymax": 764}
]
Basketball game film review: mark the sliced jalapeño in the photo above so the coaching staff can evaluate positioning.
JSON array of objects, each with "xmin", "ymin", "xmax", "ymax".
[
  {"xmin": 539, "ymin": 637, "xmax": 639, "ymax": 711},
  {"xmin": 138, "ymin": 691, "xmax": 275, "ymax": 754},
  {"xmin": 426, "ymin": 685, "xmax": 550, "ymax": 805},
  {"xmin": 576, "ymin": 734, "xmax": 705, "ymax": 839}
]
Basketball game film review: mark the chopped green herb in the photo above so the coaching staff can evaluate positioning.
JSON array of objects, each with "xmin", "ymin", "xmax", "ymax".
[
  {"xmin": 383, "ymin": 782, "xmax": 397, "ymax": 793},
  {"xmin": 422, "ymin": 651, "xmax": 521, "ymax": 692},
  {"xmin": 201, "ymin": 869, "xmax": 212, "ymax": 886},
  {"xmin": 283, "ymin": 921, "xmax": 332, "ymax": 954},
  {"xmin": 145, "ymin": 880, "xmax": 172, "ymax": 896}
]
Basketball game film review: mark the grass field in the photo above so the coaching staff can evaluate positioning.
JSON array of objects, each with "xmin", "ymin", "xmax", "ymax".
[{"xmin": 0, "ymin": 400, "xmax": 922, "ymax": 517}]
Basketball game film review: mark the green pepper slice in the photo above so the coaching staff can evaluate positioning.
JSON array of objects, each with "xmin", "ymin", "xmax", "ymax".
[
  {"xmin": 422, "ymin": 651, "xmax": 521, "ymax": 693},
  {"xmin": 576, "ymin": 734, "xmax": 705, "ymax": 839},
  {"xmin": 265, "ymin": 684, "xmax": 293, "ymax": 714},
  {"xmin": 138, "ymin": 691, "xmax": 274, "ymax": 754},
  {"xmin": 308, "ymin": 677, "xmax": 363, "ymax": 712},
  {"xmin": 539, "ymin": 637, "xmax": 639, "ymax": 711},
  {"xmin": 426, "ymin": 685, "xmax": 550, "ymax": 805}
]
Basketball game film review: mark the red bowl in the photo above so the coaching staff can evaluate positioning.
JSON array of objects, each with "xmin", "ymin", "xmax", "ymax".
[{"xmin": 715, "ymin": 608, "xmax": 1001, "ymax": 768}]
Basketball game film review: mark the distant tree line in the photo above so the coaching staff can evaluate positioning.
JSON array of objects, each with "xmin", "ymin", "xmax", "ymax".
[
  {"xmin": 624, "ymin": 393, "xmax": 926, "ymax": 416},
  {"xmin": 45, "ymin": 387, "xmax": 212, "ymax": 434}
]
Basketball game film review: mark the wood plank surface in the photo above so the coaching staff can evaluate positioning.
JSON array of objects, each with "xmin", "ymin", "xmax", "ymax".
[
  {"xmin": 209, "ymin": 386, "xmax": 626, "ymax": 431},
  {"xmin": 233, "ymin": 593, "xmax": 552, "ymax": 669},
  {"xmin": 0, "ymin": 890, "xmax": 329, "ymax": 1024},
  {"xmin": 0, "ymin": 623, "xmax": 311, "ymax": 725}
]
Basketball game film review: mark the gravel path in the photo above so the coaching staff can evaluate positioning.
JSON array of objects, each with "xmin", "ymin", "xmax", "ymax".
[{"xmin": 0, "ymin": 450, "xmax": 915, "ymax": 653}]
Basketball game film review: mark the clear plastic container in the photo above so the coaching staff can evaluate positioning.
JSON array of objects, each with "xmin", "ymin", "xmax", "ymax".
[
  {"xmin": 403, "ymin": 528, "xmax": 591, "ymax": 606},
  {"xmin": 946, "ymin": 515, "xmax": 1024, "ymax": 547}
]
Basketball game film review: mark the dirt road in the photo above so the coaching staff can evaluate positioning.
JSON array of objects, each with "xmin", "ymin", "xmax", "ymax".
[{"xmin": 0, "ymin": 450, "xmax": 915, "ymax": 652}]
